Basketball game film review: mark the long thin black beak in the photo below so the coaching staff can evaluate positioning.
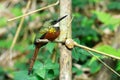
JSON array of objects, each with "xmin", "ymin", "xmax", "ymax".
[{"xmin": 51, "ymin": 15, "xmax": 67, "ymax": 25}]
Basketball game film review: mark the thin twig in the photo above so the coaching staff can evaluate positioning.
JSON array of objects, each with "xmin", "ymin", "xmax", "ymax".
[
  {"xmin": 7, "ymin": 1, "xmax": 59, "ymax": 21},
  {"xmin": 69, "ymin": 38, "xmax": 120, "ymax": 77},
  {"xmin": 9, "ymin": 0, "xmax": 32, "ymax": 64},
  {"xmin": 87, "ymin": 50, "xmax": 120, "ymax": 77},
  {"xmin": 36, "ymin": 38, "xmax": 120, "ymax": 60},
  {"xmin": 74, "ymin": 41, "xmax": 120, "ymax": 60},
  {"xmin": 10, "ymin": 0, "xmax": 31, "ymax": 50}
]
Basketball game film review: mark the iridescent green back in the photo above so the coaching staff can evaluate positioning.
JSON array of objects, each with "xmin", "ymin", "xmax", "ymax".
[{"xmin": 35, "ymin": 20, "xmax": 53, "ymax": 39}]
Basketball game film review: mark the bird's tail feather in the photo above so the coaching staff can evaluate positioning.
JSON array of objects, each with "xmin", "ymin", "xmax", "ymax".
[{"xmin": 28, "ymin": 46, "xmax": 40, "ymax": 75}]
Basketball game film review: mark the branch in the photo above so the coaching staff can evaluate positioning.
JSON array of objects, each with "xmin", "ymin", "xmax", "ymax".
[
  {"xmin": 65, "ymin": 38, "xmax": 120, "ymax": 60},
  {"xmin": 35, "ymin": 39, "xmax": 64, "ymax": 43},
  {"xmin": 8, "ymin": 0, "xmax": 32, "ymax": 66},
  {"xmin": 87, "ymin": 50, "xmax": 120, "ymax": 77},
  {"xmin": 7, "ymin": 1, "xmax": 59, "ymax": 21},
  {"xmin": 33, "ymin": 38, "xmax": 120, "ymax": 60},
  {"xmin": 74, "ymin": 41, "xmax": 120, "ymax": 60},
  {"xmin": 10, "ymin": 0, "xmax": 32, "ymax": 50},
  {"xmin": 24, "ymin": 37, "xmax": 120, "ymax": 77},
  {"xmin": 65, "ymin": 38, "xmax": 120, "ymax": 77}
]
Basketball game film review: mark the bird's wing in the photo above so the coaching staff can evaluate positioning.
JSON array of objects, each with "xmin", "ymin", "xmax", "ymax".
[{"xmin": 35, "ymin": 27, "xmax": 49, "ymax": 39}]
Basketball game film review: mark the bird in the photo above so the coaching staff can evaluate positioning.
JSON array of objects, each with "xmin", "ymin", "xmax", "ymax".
[{"xmin": 28, "ymin": 15, "xmax": 67, "ymax": 75}]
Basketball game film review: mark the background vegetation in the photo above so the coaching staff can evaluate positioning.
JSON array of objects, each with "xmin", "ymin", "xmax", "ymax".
[{"xmin": 0, "ymin": 0, "xmax": 120, "ymax": 80}]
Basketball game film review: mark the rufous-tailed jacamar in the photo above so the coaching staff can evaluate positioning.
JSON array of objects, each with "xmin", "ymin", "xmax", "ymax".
[{"xmin": 28, "ymin": 15, "xmax": 67, "ymax": 75}]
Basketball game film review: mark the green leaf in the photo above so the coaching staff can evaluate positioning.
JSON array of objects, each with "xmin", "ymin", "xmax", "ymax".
[
  {"xmin": 10, "ymin": 7, "xmax": 22, "ymax": 16},
  {"xmin": 13, "ymin": 70, "xmax": 39, "ymax": 80},
  {"xmin": 0, "ymin": 17, "xmax": 7, "ymax": 27},
  {"xmin": 93, "ymin": 11, "xmax": 120, "ymax": 27},
  {"xmin": 13, "ymin": 70, "xmax": 29, "ymax": 80},
  {"xmin": 72, "ymin": 48, "xmax": 81, "ymax": 61},
  {"xmin": 0, "ymin": 66, "xmax": 4, "ymax": 74},
  {"xmin": 108, "ymin": 1, "xmax": 120, "ymax": 10},
  {"xmin": 72, "ymin": 0, "xmax": 88, "ymax": 9},
  {"xmin": 33, "ymin": 61, "xmax": 43, "ymax": 70},
  {"xmin": 26, "ymin": 45, "xmax": 35, "ymax": 51},
  {"xmin": 89, "ymin": 0, "xmax": 102, "ymax": 3},
  {"xmin": 116, "ymin": 61, "xmax": 120, "ymax": 71},
  {"xmin": 46, "ymin": 42, "xmax": 56, "ymax": 53},
  {"xmin": 33, "ymin": 61, "xmax": 46, "ymax": 79},
  {"xmin": 35, "ymin": 67, "xmax": 46, "ymax": 79},
  {"xmin": 28, "ymin": 76, "xmax": 39, "ymax": 80},
  {"xmin": 45, "ymin": 62, "xmax": 59, "ymax": 70},
  {"xmin": 44, "ymin": 59, "xmax": 59, "ymax": 69},
  {"xmin": 95, "ymin": 45, "xmax": 120, "ymax": 58},
  {"xmin": 72, "ymin": 38, "xmax": 90, "ymax": 61},
  {"xmin": 88, "ymin": 57, "xmax": 101, "ymax": 73},
  {"xmin": 46, "ymin": 69, "xmax": 55, "ymax": 79},
  {"xmin": 0, "ymin": 40, "xmax": 11, "ymax": 48},
  {"xmin": 72, "ymin": 47, "xmax": 89, "ymax": 61},
  {"xmin": 53, "ymin": 69, "xmax": 59, "ymax": 76},
  {"xmin": 30, "ymin": 13, "xmax": 40, "ymax": 21},
  {"xmin": 93, "ymin": 11, "xmax": 111, "ymax": 24},
  {"xmin": 14, "ymin": 61, "xmax": 27, "ymax": 70},
  {"xmin": 72, "ymin": 67, "xmax": 83, "ymax": 75},
  {"xmin": 88, "ymin": 57, "xmax": 96, "ymax": 65}
]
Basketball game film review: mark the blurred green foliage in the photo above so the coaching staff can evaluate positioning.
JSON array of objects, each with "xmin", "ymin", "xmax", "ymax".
[
  {"xmin": 108, "ymin": 1, "xmax": 120, "ymax": 10},
  {"xmin": 0, "ymin": 0, "xmax": 120, "ymax": 80}
]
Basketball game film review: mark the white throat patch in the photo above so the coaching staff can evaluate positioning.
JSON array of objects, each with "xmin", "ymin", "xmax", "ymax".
[{"xmin": 53, "ymin": 23, "xmax": 59, "ymax": 27}]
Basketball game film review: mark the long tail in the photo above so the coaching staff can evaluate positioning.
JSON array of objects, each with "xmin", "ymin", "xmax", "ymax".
[{"xmin": 28, "ymin": 46, "xmax": 40, "ymax": 75}]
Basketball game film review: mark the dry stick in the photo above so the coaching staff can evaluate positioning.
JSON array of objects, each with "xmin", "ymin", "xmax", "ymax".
[
  {"xmin": 36, "ymin": 38, "xmax": 120, "ymax": 60},
  {"xmin": 65, "ymin": 16, "xmax": 120, "ymax": 76},
  {"xmin": 65, "ymin": 17, "xmax": 120, "ymax": 60},
  {"xmin": 8, "ymin": 1, "xmax": 59, "ymax": 21},
  {"xmin": 73, "ymin": 40, "xmax": 120, "ymax": 77},
  {"xmin": 87, "ymin": 50, "xmax": 120, "ymax": 77},
  {"xmin": 33, "ymin": 38, "xmax": 120, "ymax": 77},
  {"xmin": 74, "ymin": 41, "xmax": 120, "ymax": 60},
  {"xmin": 20, "ymin": 17, "xmax": 120, "ymax": 76},
  {"xmin": 9, "ymin": 0, "xmax": 32, "ymax": 62},
  {"xmin": 10, "ymin": 0, "xmax": 31, "ymax": 50}
]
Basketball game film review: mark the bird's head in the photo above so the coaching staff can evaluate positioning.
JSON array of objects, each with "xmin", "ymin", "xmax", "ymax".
[
  {"xmin": 51, "ymin": 15, "xmax": 68, "ymax": 28},
  {"xmin": 43, "ymin": 15, "xmax": 68, "ymax": 28}
]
